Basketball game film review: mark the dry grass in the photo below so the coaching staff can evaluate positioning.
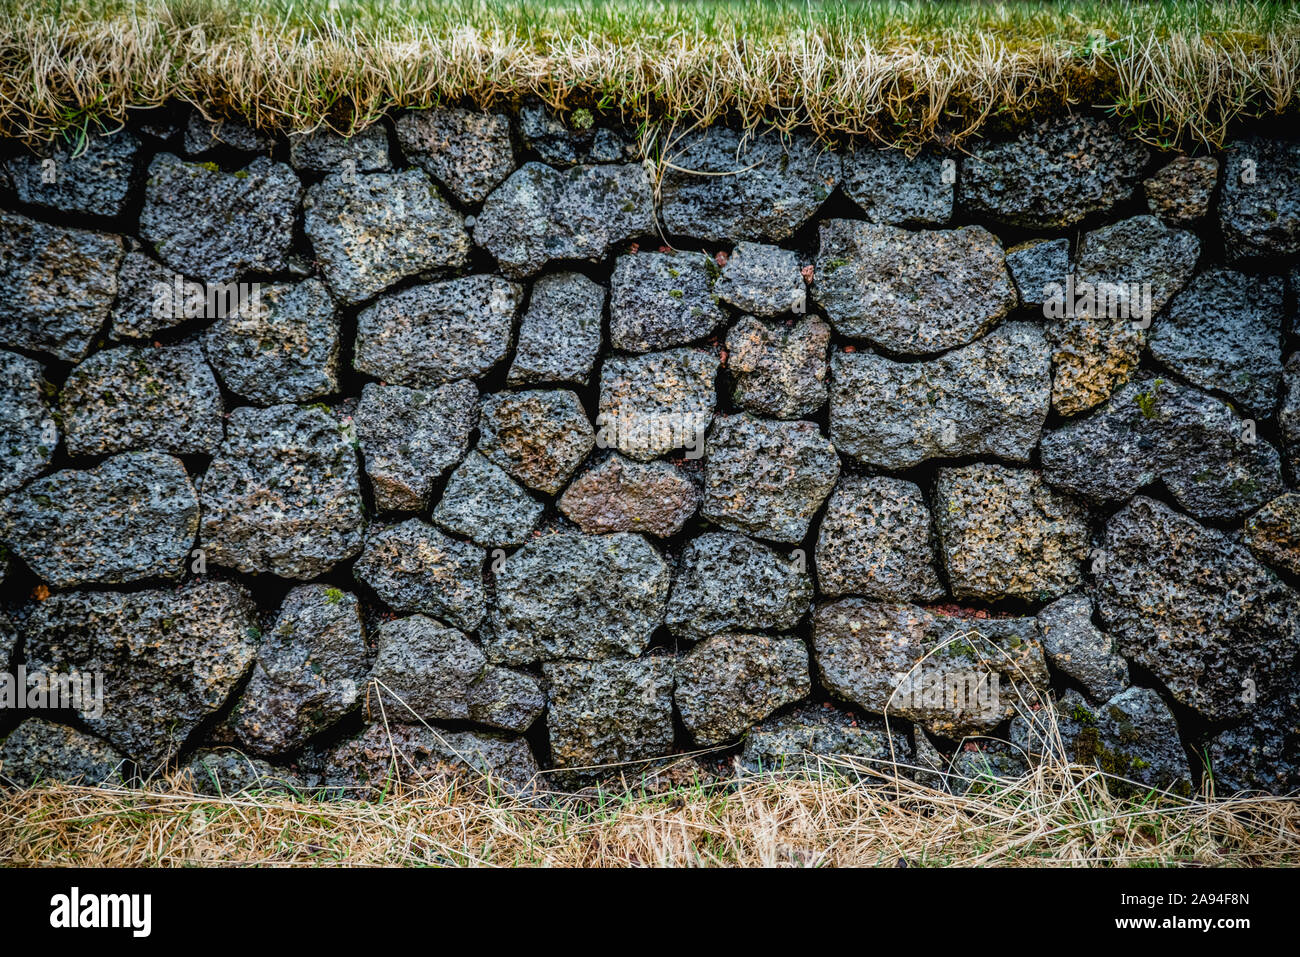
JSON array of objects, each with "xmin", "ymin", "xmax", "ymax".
[{"xmin": 0, "ymin": 1, "xmax": 1297, "ymax": 149}]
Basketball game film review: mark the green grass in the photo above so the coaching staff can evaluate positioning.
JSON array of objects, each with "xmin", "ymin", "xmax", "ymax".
[{"xmin": 0, "ymin": 1, "xmax": 1297, "ymax": 148}]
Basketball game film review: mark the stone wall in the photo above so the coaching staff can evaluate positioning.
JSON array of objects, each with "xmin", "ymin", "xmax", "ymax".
[{"xmin": 0, "ymin": 103, "xmax": 1297, "ymax": 796}]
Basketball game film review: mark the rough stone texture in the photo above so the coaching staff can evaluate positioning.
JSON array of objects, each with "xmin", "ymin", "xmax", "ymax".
[
  {"xmin": 934, "ymin": 465, "xmax": 1090, "ymax": 602},
  {"xmin": 840, "ymin": 149, "xmax": 953, "ymax": 225},
  {"xmin": 478, "ymin": 389, "xmax": 595, "ymax": 494},
  {"xmin": 1050, "ymin": 215, "xmax": 1201, "ymax": 416},
  {"xmin": 1219, "ymin": 137, "xmax": 1300, "ymax": 264},
  {"xmin": 108, "ymin": 250, "xmax": 192, "ymax": 341},
  {"xmin": 203, "ymin": 278, "xmax": 340, "ymax": 404},
  {"xmin": 354, "ymin": 275, "xmax": 520, "ymax": 386},
  {"xmin": 608, "ymin": 251, "xmax": 726, "ymax": 352},
  {"xmin": 1244, "ymin": 493, "xmax": 1300, "ymax": 576},
  {"xmin": 1005, "ymin": 238, "xmax": 1069, "ymax": 307},
  {"xmin": 1283, "ymin": 354, "xmax": 1300, "ymax": 485},
  {"xmin": 4, "ymin": 129, "xmax": 141, "ymax": 217},
  {"xmin": 433, "ymin": 451, "xmax": 545, "ymax": 546},
  {"xmin": 59, "ymin": 341, "xmax": 223, "ymax": 456},
  {"xmin": 353, "ymin": 520, "xmax": 485, "ymax": 632},
  {"xmin": 813, "ymin": 220, "xmax": 1016, "ymax": 354},
  {"xmin": 0, "ymin": 720, "xmax": 129, "ymax": 787},
  {"xmin": 0, "ymin": 350, "xmax": 57, "ymax": 496},
  {"xmin": 959, "ymin": 115, "xmax": 1149, "ymax": 228},
  {"xmin": 675, "ymin": 633, "xmax": 811, "ymax": 745},
  {"xmin": 558, "ymin": 454, "xmax": 698, "ymax": 538},
  {"xmin": 659, "ymin": 127, "xmax": 838, "ymax": 242},
  {"xmin": 322, "ymin": 723, "xmax": 540, "ymax": 794},
  {"xmin": 0, "ymin": 613, "xmax": 14, "ymax": 667},
  {"xmin": 139, "ymin": 154, "xmax": 301, "ymax": 284},
  {"xmin": 716, "ymin": 242, "xmax": 806, "ymax": 317},
  {"xmin": 1035, "ymin": 594, "xmax": 1129, "ymax": 703},
  {"xmin": 354, "ymin": 380, "xmax": 478, "ymax": 513},
  {"xmin": 507, "ymin": 272, "xmax": 604, "ymax": 386},
  {"xmin": 1011, "ymin": 688, "xmax": 1192, "ymax": 795},
  {"xmin": 543, "ymin": 656, "xmax": 675, "ymax": 773},
  {"xmin": 288, "ymin": 125, "xmax": 390, "ymax": 172},
  {"xmin": 1040, "ymin": 377, "xmax": 1284, "ymax": 523},
  {"xmin": 200, "ymin": 404, "xmax": 366, "ymax": 579},
  {"xmin": 1205, "ymin": 670, "xmax": 1300, "ymax": 794},
  {"xmin": 517, "ymin": 102, "xmax": 637, "ymax": 167},
  {"xmin": 233, "ymin": 585, "xmax": 369, "ymax": 756},
  {"xmin": 0, "ymin": 211, "xmax": 123, "ymax": 362},
  {"xmin": 395, "ymin": 108, "xmax": 516, "ymax": 205},
  {"xmin": 830, "ymin": 322, "xmax": 1051, "ymax": 469},
  {"xmin": 701, "ymin": 413, "xmax": 839, "ymax": 543},
  {"xmin": 487, "ymin": 532, "xmax": 669, "ymax": 664},
  {"xmin": 183, "ymin": 749, "xmax": 305, "ymax": 796},
  {"xmin": 812, "ymin": 599, "xmax": 1049, "ymax": 738},
  {"xmin": 597, "ymin": 348, "xmax": 718, "ymax": 462},
  {"xmin": 1, "ymin": 451, "xmax": 197, "ymax": 587},
  {"xmin": 945, "ymin": 742, "xmax": 1029, "ymax": 795},
  {"xmin": 183, "ymin": 114, "xmax": 274, "ymax": 154},
  {"xmin": 665, "ymin": 531, "xmax": 813, "ymax": 640},
  {"xmin": 473, "ymin": 161, "xmax": 654, "ymax": 278},
  {"xmin": 815, "ymin": 475, "xmax": 944, "ymax": 601},
  {"xmin": 1147, "ymin": 269, "xmax": 1284, "ymax": 415},
  {"xmin": 1144, "ymin": 156, "xmax": 1218, "ymax": 227},
  {"xmin": 739, "ymin": 703, "xmax": 911, "ymax": 774},
  {"xmin": 23, "ymin": 582, "xmax": 259, "ymax": 767},
  {"xmin": 725, "ymin": 315, "xmax": 830, "ymax": 419},
  {"xmin": 303, "ymin": 168, "xmax": 470, "ymax": 304},
  {"xmin": 367, "ymin": 614, "xmax": 542, "ymax": 732},
  {"xmin": 1092, "ymin": 496, "xmax": 1300, "ymax": 722}
]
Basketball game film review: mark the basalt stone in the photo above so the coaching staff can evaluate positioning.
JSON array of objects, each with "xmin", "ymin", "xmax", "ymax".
[
  {"xmin": 1244, "ymin": 493, "xmax": 1300, "ymax": 576},
  {"xmin": 1035, "ymin": 594, "xmax": 1129, "ymax": 703},
  {"xmin": 945, "ymin": 742, "xmax": 1029, "ymax": 796},
  {"xmin": 830, "ymin": 322, "xmax": 1051, "ymax": 469},
  {"xmin": 597, "ymin": 348, "xmax": 718, "ymax": 462},
  {"xmin": 1147, "ymin": 269, "xmax": 1284, "ymax": 416},
  {"xmin": 1, "ymin": 452, "xmax": 197, "ymax": 587},
  {"xmin": 815, "ymin": 475, "xmax": 944, "ymax": 602},
  {"xmin": 659, "ymin": 127, "xmax": 838, "ymax": 242},
  {"xmin": 354, "ymin": 275, "xmax": 521, "ymax": 386},
  {"xmin": 840, "ymin": 149, "xmax": 953, "ymax": 225},
  {"xmin": 200, "ymin": 404, "xmax": 366, "ymax": 579},
  {"xmin": 0, "ymin": 720, "xmax": 129, "ymax": 787},
  {"xmin": 354, "ymin": 380, "xmax": 478, "ymax": 513},
  {"xmin": 608, "ymin": 251, "xmax": 726, "ymax": 352},
  {"xmin": 288, "ymin": 124, "xmax": 390, "ymax": 172},
  {"xmin": 395, "ymin": 108, "xmax": 515, "ymax": 206},
  {"xmin": 184, "ymin": 749, "xmax": 306, "ymax": 796},
  {"xmin": 665, "ymin": 531, "xmax": 813, "ymax": 640},
  {"xmin": 303, "ymin": 168, "xmax": 470, "ymax": 304},
  {"xmin": 507, "ymin": 272, "xmax": 604, "ymax": 386},
  {"xmin": 353, "ymin": 520, "xmax": 485, "ymax": 632},
  {"xmin": 433, "ymin": 451, "xmax": 544, "ymax": 547},
  {"xmin": 0, "ymin": 350, "xmax": 57, "ymax": 496},
  {"xmin": 473, "ymin": 161, "xmax": 654, "ymax": 278},
  {"xmin": 702, "ymin": 413, "xmax": 839, "ymax": 544},
  {"xmin": 140, "ymin": 154, "xmax": 301, "ymax": 284},
  {"xmin": 367, "ymin": 614, "xmax": 542, "ymax": 732},
  {"xmin": 934, "ymin": 465, "xmax": 1090, "ymax": 602},
  {"xmin": 812, "ymin": 599, "xmax": 1049, "ymax": 738},
  {"xmin": 517, "ymin": 102, "xmax": 637, "ymax": 167},
  {"xmin": 739, "ymin": 703, "xmax": 912, "ymax": 774},
  {"xmin": 1205, "ymin": 670, "xmax": 1300, "ymax": 794},
  {"xmin": 675, "ymin": 633, "xmax": 811, "ymax": 745},
  {"xmin": 203, "ymin": 278, "xmax": 340, "ymax": 405},
  {"xmin": 22, "ymin": 581, "xmax": 259, "ymax": 767},
  {"xmin": 4, "ymin": 129, "xmax": 142, "ymax": 217},
  {"xmin": 716, "ymin": 242, "xmax": 806, "ymax": 317},
  {"xmin": 1092, "ymin": 496, "xmax": 1300, "ymax": 722},
  {"xmin": 1144, "ymin": 156, "xmax": 1218, "ymax": 227},
  {"xmin": 1219, "ymin": 137, "xmax": 1300, "ymax": 264},
  {"xmin": 0, "ymin": 211, "xmax": 123, "ymax": 362},
  {"xmin": 543, "ymin": 656, "xmax": 675, "ymax": 773},
  {"xmin": 1040, "ymin": 377, "xmax": 1284, "ymax": 522},
  {"xmin": 813, "ymin": 220, "xmax": 1016, "ymax": 354},
  {"xmin": 1011, "ymin": 688, "xmax": 1192, "ymax": 795},
  {"xmin": 233, "ymin": 584, "xmax": 369, "ymax": 756},
  {"xmin": 477, "ymin": 389, "xmax": 595, "ymax": 494},
  {"xmin": 1, "ymin": 613, "xmax": 14, "ymax": 666},
  {"xmin": 959, "ymin": 115, "xmax": 1149, "ymax": 228},
  {"xmin": 59, "ymin": 341, "xmax": 224, "ymax": 456},
  {"xmin": 1049, "ymin": 215, "xmax": 1200, "ymax": 416},
  {"xmin": 558, "ymin": 454, "xmax": 698, "ymax": 538},
  {"xmin": 1282, "ymin": 355, "xmax": 1300, "ymax": 485},
  {"xmin": 323, "ymin": 723, "xmax": 540, "ymax": 794},
  {"xmin": 183, "ymin": 114, "xmax": 275, "ymax": 154},
  {"xmin": 725, "ymin": 315, "xmax": 830, "ymax": 419},
  {"xmin": 486, "ymin": 532, "xmax": 669, "ymax": 665},
  {"xmin": 1005, "ymin": 238, "xmax": 1069, "ymax": 307},
  {"xmin": 108, "ymin": 250, "xmax": 192, "ymax": 341}
]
